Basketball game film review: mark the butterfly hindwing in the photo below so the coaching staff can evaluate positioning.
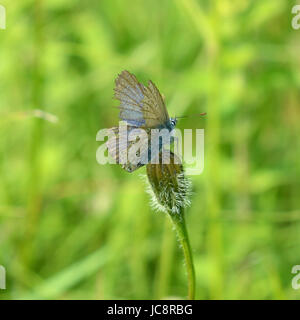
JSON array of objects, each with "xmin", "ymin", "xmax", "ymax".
[{"xmin": 106, "ymin": 126, "xmax": 152, "ymax": 172}]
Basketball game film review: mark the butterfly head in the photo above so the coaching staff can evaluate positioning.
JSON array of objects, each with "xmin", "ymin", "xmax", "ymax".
[{"xmin": 169, "ymin": 117, "xmax": 177, "ymax": 130}]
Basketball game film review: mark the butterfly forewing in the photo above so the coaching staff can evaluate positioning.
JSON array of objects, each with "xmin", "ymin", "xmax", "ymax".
[{"xmin": 114, "ymin": 70, "xmax": 170, "ymax": 128}]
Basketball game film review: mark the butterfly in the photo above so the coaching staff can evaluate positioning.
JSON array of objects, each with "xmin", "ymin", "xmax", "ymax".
[{"xmin": 106, "ymin": 70, "xmax": 178, "ymax": 172}]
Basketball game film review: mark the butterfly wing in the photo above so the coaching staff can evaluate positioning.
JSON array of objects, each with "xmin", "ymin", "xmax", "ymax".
[
  {"xmin": 114, "ymin": 70, "xmax": 170, "ymax": 128},
  {"xmin": 106, "ymin": 126, "xmax": 152, "ymax": 172}
]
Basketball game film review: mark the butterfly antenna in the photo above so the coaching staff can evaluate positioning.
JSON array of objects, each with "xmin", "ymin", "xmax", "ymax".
[{"xmin": 177, "ymin": 112, "xmax": 207, "ymax": 119}]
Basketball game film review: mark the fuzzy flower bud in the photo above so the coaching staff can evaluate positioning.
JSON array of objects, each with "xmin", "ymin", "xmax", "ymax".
[{"xmin": 145, "ymin": 151, "xmax": 191, "ymax": 215}]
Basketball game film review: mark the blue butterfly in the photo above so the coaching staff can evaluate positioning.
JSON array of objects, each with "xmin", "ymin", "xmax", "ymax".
[{"xmin": 106, "ymin": 70, "xmax": 178, "ymax": 172}]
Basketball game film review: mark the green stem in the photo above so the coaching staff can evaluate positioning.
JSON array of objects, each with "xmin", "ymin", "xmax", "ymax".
[
  {"xmin": 154, "ymin": 218, "xmax": 175, "ymax": 299},
  {"xmin": 169, "ymin": 210, "xmax": 196, "ymax": 300}
]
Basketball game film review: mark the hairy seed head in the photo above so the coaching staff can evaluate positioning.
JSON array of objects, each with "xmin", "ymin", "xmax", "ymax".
[{"xmin": 145, "ymin": 151, "xmax": 191, "ymax": 215}]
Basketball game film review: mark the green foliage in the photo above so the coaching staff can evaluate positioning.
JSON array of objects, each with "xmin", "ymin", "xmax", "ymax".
[{"xmin": 0, "ymin": 0, "xmax": 300, "ymax": 299}]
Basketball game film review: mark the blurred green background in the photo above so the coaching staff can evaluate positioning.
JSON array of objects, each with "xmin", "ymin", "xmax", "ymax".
[{"xmin": 1, "ymin": 0, "xmax": 300, "ymax": 300}]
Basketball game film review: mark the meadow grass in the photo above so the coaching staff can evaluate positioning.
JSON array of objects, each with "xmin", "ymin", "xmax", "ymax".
[{"xmin": 0, "ymin": 0, "xmax": 300, "ymax": 299}]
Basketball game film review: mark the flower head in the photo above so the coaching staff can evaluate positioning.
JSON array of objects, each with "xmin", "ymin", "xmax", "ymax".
[{"xmin": 145, "ymin": 151, "xmax": 191, "ymax": 215}]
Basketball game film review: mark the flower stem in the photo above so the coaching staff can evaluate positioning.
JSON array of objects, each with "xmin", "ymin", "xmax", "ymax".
[{"xmin": 169, "ymin": 210, "xmax": 196, "ymax": 300}]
